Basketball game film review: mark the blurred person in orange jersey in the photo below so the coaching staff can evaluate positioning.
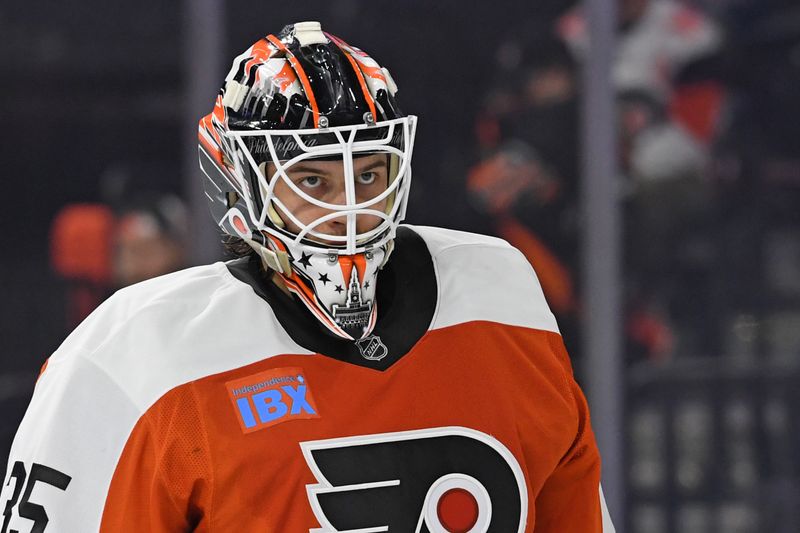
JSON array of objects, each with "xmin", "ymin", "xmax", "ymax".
[{"xmin": 50, "ymin": 194, "xmax": 189, "ymax": 328}]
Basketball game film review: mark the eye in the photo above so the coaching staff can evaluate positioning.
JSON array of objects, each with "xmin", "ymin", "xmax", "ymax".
[
  {"xmin": 299, "ymin": 175, "xmax": 323, "ymax": 188},
  {"xmin": 356, "ymin": 171, "xmax": 377, "ymax": 185}
]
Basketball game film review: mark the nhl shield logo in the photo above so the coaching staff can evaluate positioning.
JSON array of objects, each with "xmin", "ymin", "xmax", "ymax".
[{"xmin": 356, "ymin": 335, "xmax": 388, "ymax": 361}]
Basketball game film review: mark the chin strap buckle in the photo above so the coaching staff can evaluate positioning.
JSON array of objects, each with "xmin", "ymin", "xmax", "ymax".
[{"xmin": 245, "ymin": 236, "xmax": 292, "ymax": 274}]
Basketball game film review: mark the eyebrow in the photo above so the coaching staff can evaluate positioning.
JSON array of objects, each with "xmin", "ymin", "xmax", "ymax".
[
  {"xmin": 286, "ymin": 158, "xmax": 388, "ymax": 176},
  {"xmin": 284, "ymin": 164, "xmax": 333, "ymax": 176},
  {"xmin": 354, "ymin": 158, "xmax": 388, "ymax": 173}
]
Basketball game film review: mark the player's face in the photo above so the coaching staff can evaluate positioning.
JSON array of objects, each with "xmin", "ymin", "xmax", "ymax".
[{"xmin": 268, "ymin": 153, "xmax": 389, "ymax": 241}]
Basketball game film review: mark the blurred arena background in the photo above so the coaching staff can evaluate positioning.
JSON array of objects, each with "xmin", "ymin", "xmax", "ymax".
[{"xmin": 1, "ymin": 1, "xmax": 799, "ymax": 531}]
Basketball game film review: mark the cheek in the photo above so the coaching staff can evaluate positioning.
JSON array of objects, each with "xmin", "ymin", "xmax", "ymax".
[
  {"xmin": 293, "ymin": 204, "xmax": 329, "ymax": 226},
  {"xmin": 372, "ymin": 197, "xmax": 388, "ymax": 212},
  {"xmin": 356, "ymin": 198, "xmax": 389, "ymax": 231},
  {"xmin": 369, "ymin": 183, "xmax": 390, "ymax": 212},
  {"xmin": 273, "ymin": 180, "xmax": 306, "ymax": 219},
  {"xmin": 357, "ymin": 179, "xmax": 389, "ymax": 203},
  {"xmin": 272, "ymin": 181, "xmax": 331, "ymax": 231}
]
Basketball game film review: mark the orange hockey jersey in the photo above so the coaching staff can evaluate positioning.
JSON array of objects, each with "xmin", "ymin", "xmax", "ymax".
[{"xmin": 1, "ymin": 225, "xmax": 614, "ymax": 532}]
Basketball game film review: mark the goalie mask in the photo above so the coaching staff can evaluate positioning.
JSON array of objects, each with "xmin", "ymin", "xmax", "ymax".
[{"xmin": 198, "ymin": 21, "xmax": 417, "ymax": 340}]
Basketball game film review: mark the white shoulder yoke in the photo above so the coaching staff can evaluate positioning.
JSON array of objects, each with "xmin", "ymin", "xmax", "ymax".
[
  {"xmin": 405, "ymin": 225, "xmax": 560, "ymax": 334},
  {"xmin": 49, "ymin": 262, "xmax": 312, "ymax": 412}
]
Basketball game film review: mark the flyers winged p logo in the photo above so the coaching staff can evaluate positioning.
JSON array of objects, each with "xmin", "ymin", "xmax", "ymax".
[{"xmin": 301, "ymin": 427, "xmax": 528, "ymax": 532}]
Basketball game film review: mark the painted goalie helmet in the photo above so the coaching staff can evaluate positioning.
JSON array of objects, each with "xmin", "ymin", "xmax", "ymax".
[{"xmin": 198, "ymin": 21, "xmax": 417, "ymax": 341}]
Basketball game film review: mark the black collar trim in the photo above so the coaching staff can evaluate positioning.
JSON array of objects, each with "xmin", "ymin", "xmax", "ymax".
[{"xmin": 226, "ymin": 226, "xmax": 438, "ymax": 371}]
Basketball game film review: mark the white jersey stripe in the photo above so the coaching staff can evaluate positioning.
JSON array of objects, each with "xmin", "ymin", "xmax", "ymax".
[{"xmin": 600, "ymin": 484, "xmax": 616, "ymax": 532}]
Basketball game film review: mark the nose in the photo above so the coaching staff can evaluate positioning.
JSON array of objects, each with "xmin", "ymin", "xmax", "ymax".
[
  {"xmin": 328, "ymin": 182, "xmax": 348, "ymax": 206},
  {"xmin": 317, "ymin": 184, "xmax": 348, "ymax": 237},
  {"xmin": 320, "ymin": 184, "xmax": 347, "ymax": 234}
]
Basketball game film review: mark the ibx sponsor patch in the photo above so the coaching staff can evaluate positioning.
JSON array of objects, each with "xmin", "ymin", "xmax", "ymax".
[{"xmin": 226, "ymin": 367, "xmax": 319, "ymax": 433}]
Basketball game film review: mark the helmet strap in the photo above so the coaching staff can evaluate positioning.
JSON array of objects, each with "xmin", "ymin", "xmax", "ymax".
[{"xmin": 242, "ymin": 235, "xmax": 292, "ymax": 274}]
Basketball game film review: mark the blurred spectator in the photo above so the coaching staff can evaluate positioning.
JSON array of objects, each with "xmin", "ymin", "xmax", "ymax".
[
  {"xmin": 619, "ymin": 89, "xmax": 707, "ymax": 186},
  {"xmin": 557, "ymin": 0, "xmax": 727, "ymax": 361},
  {"xmin": 618, "ymin": 87, "xmax": 714, "ymax": 360},
  {"xmin": 112, "ymin": 195, "xmax": 188, "ymax": 288},
  {"xmin": 50, "ymin": 194, "xmax": 189, "ymax": 329},
  {"xmin": 468, "ymin": 33, "xmax": 582, "ymax": 355},
  {"xmin": 467, "ymin": 3, "xmax": 729, "ymax": 363},
  {"xmin": 476, "ymin": 33, "xmax": 580, "ymax": 189},
  {"xmin": 559, "ymin": 0, "xmax": 722, "ymax": 102}
]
